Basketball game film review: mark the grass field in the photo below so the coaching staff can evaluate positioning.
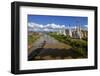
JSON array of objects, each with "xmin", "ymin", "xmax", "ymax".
[
  {"xmin": 48, "ymin": 32, "xmax": 88, "ymax": 58},
  {"xmin": 28, "ymin": 33, "xmax": 40, "ymax": 49}
]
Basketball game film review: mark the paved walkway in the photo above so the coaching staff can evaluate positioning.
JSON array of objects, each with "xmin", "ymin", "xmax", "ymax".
[
  {"xmin": 28, "ymin": 33, "xmax": 81, "ymax": 60},
  {"xmin": 28, "ymin": 34, "xmax": 71, "ymax": 54}
]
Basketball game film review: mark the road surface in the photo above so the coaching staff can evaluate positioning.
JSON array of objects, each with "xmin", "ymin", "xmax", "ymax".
[{"xmin": 28, "ymin": 33, "xmax": 83, "ymax": 60}]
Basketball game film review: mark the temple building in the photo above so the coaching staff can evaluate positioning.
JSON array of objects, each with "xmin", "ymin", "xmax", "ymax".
[{"xmin": 57, "ymin": 25, "xmax": 87, "ymax": 39}]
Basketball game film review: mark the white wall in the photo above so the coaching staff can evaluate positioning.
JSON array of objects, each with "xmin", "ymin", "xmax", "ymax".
[{"xmin": 0, "ymin": 0, "xmax": 99, "ymax": 76}]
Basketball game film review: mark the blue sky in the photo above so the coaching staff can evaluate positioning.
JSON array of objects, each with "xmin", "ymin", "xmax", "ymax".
[{"xmin": 28, "ymin": 15, "xmax": 88, "ymax": 27}]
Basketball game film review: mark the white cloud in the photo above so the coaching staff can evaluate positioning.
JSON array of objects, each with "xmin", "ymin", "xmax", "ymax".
[
  {"xmin": 28, "ymin": 22, "xmax": 44, "ymax": 29},
  {"xmin": 84, "ymin": 25, "xmax": 88, "ymax": 28},
  {"xmin": 28, "ymin": 22, "xmax": 86, "ymax": 32},
  {"xmin": 28, "ymin": 22, "xmax": 66, "ymax": 29}
]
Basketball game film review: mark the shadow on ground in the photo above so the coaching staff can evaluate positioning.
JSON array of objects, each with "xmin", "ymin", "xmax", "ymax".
[{"xmin": 28, "ymin": 48, "xmax": 87, "ymax": 61}]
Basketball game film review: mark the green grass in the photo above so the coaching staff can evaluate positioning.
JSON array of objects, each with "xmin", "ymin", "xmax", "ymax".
[
  {"xmin": 48, "ymin": 32, "xmax": 88, "ymax": 58},
  {"xmin": 28, "ymin": 34, "xmax": 40, "ymax": 47}
]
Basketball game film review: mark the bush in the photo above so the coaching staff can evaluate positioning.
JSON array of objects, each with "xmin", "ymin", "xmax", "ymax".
[
  {"xmin": 48, "ymin": 32, "xmax": 88, "ymax": 58},
  {"xmin": 49, "ymin": 32, "xmax": 87, "ymax": 50},
  {"xmin": 82, "ymin": 37, "xmax": 88, "ymax": 41},
  {"xmin": 28, "ymin": 34, "xmax": 40, "ymax": 45}
]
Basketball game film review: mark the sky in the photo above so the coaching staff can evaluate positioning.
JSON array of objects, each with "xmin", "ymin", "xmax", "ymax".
[{"xmin": 28, "ymin": 15, "xmax": 88, "ymax": 32}]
